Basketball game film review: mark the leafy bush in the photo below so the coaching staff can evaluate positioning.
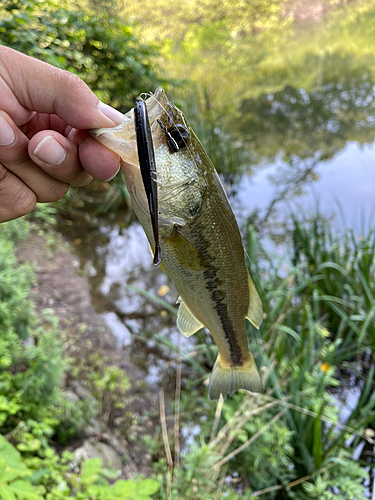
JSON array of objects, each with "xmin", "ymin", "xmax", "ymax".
[
  {"xmin": 0, "ymin": 0, "xmax": 163, "ymax": 111},
  {"xmin": 0, "ymin": 434, "xmax": 160, "ymax": 500},
  {"xmin": 0, "ymin": 223, "xmax": 35, "ymax": 341},
  {"xmin": 146, "ymin": 217, "xmax": 373, "ymax": 499},
  {"xmin": 0, "ymin": 217, "xmax": 161, "ymax": 497},
  {"xmin": 0, "ymin": 219, "xmax": 92, "ymax": 440},
  {"xmin": 0, "ymin": 434, "xmax": 45, "ymax": 500},
  {"xmin": 291, "ymin": 215, "xmax": 375, "ymax": 358}
]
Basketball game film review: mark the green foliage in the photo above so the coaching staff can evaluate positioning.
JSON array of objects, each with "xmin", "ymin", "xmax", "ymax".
[
  {"xmin": 0, "ymin": 219, "xmax": 87, "ymax": 436},
  {"xmin": 145, "ymin": 215, "xmax": 373, "ymax": 499},
  {"xmin": 28, "ymin": 204, "xmax": 61, "ymax": 252},
  {"xmin": 0, "ymin": 436, "xmax": 160, "ymax": 500},
  {"xmin": 222, "ymin": 402, "xmax": 295, "ymax": 489},
  {"xmin": 0, "ymin": 224, "xmax": 35, "ymax": 341},
  {"xmin": 0, "ymin": 306, "xmax": 91, "ymax": 438},
  {"xmin": 0, "ymin": 216, "xmax": 96, "ymax": 446},
  {"xmin": 301, "ymin": 454, "xmax": 368, "ymax": 500},
  {"xmin": 0, "ymin": 217, "xmax": 30, "ymax": 244},
  {"xmin": 36, "ymin": 453, "xmax": 159, "ymax": 499},
  {"xmin": 0, "ymin": 218, "xmax": 160, "ymax": 498},
  {"xmin": 239, "ymin": 218, "xmax": 373, "ymax": 496},
  {"xmin": 154, "ymin": 441, "xmax": 240, "ymax": 500},
  {"xmin": 0, "ymin": 434, "xmax": 45, "ymax": 500},
  {"xmin": 68, "ymin": 346, "xmax": 131, "ymax": 428},
  {"xmin": 291, "ymin": 215, "xmax": 375, "ymax": 357},
  {"xmin": 89, "ymin": 364, "xmax": 131, "ymax": 413},
  {"xmin": 0, "ymin": 0, "xmax": 163, "ymax": 111}
]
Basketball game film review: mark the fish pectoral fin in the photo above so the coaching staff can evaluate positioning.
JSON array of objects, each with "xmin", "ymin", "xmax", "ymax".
[
  {"xmin": 177, "ymin": 297, "xmax": 204, "ymax": 337},
  {"xmin": 246, "ymin": 271, "xmax": 263, "ymax": 329},
  {"xmin": 208, "ymin": 354, "xmax": 262, "ymax": 400},
  {"xmin": 158, "ymin": 175, "xmax": 196, "ymax": 202},
  {"xmin": 164, "ymin": 227, "xmax": 206, "ymax": 271}
]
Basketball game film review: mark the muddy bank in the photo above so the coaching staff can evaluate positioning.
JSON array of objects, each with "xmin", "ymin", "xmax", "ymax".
[{"xmin": 16, "ymin": 230, "xmax": 159, "ymax": 477}]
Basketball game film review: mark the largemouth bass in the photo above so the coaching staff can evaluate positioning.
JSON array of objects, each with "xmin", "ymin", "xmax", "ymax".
[{"xmin": 91, "ymin": 88, "xmax": 263, "ymax": 400}]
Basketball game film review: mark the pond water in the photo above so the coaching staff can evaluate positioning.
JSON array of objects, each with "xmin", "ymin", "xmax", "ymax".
[
  {"xmin": 62, "ymin": 1, "xmax": 375, "ymax": 395},
  {"xmin": 51, "ymin": 3, "xmax": 375, "ymax": 496},
  {"xmin": 61, "ymin": 138, "xmax": 375, "ymax": 390}
]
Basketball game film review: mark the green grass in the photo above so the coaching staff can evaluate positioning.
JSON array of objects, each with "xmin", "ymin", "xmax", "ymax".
[
  {"xmin": 1, "ymin": 210, "xmax": 373, "ymax": 499},
  {"xmin": 291, "ymin": 215, "xmax": 375, "ymax": 357},
  {"xmin": 0, "ymin": 217, "xmax": 160, "ymax": 499},
  {"xmin": 145, "ymin": 214, "xmax": 375, "ymax": 499}
]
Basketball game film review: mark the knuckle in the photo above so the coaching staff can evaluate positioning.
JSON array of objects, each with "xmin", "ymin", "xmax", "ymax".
[
  {"xmin": 0, "ymin": 131, "xmax": 28, "ymax": 165},
  {"xmin": 0, "ymin": 178, "xmax": 37, "ymax": 218},
  {"xmin": 16, "ymin": 189, "xmax": 37, "ymax": 217},
  {"xmin": 73, "ymin": 172, "xmax": 93, "ymax": 188},
  {"xmin": 0, "ymin": 165, "xmax": 10, "ymax": 186},
  {"xmin": 58, "ymin": 70, "xmax": 89, "ymax": 96},
  {"xmin": 39, "ymin": 181, "xmax": 69, "ymax": 203}
]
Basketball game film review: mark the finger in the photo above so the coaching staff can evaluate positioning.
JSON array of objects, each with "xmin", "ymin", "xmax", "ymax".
[
  {"xmin": 22, "ymin": 114, "xmax": 120, "ymax": 182},
  {"xmin": 29, "ymin": 131, "xmax": 93, "ymax": 187},
  {"xmin": 0, "ymin": 163, "xmax": 36, "ymax": 223},
  {"xmin": 68, "ymin": 132, "xmax": 120, "ymax": 181},
  {"xmin": 30, "ymin": 127, "xmax": 119, "ymax": 182},
  {"xmin": 20, "ymin": 112, "xmax": 68, "ymax": 139},
  {"xmin": 0, "ymin": 111, "xmax": 69, "ymax": 202},
  {"xmin": 0, "ymin": 46, "xmax": 124, "ymax": 129}
]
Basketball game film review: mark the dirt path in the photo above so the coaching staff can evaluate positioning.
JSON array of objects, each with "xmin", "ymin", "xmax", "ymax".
[
  {"xmin": 16, "ymin": 231, "xmax": 158, "ymax": 476},
  {"xmin": 17, "ymin": 232, "xmax": 119, "ymax": 356}
]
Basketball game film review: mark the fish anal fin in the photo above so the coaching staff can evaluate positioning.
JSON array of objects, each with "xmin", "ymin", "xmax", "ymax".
[
  {"xmin": 177, "ymin": 298, "xmax": 204, "ymax": 337},
  {"xmin": 208, "ymin": 353, "xmax": 262, "ymax": 400},
  {"xmin": 246, "ymin": 271, "xmax": 263, "ymax": 329},
  {"xmin": 164, "ymin": 228, "xmax": 206, "ymax": 271}
]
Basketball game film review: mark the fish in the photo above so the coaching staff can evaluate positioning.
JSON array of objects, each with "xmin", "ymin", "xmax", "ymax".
[{"xmin": 90, "ymin": 88, "xmax": 263, "ymax": 400}]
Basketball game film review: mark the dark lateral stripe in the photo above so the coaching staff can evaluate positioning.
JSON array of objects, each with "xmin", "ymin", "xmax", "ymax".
[{"xmin": 203, "ymin": 264, "xmax": 243, "ymax": 366}]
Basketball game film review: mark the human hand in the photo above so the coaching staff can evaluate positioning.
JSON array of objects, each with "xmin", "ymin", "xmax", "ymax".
[{"xmin": 0, "ymin": 45, "xmax": 123, "ymax": 223}]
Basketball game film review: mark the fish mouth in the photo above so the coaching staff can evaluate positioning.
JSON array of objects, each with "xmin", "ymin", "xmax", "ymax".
[
  {"xmin": 90, "ymin": 87, "xmax": 169, "ymax": 166},
  {"xmin": 144, "ymin": 87, "xmax": 169, "ymax": 125}
]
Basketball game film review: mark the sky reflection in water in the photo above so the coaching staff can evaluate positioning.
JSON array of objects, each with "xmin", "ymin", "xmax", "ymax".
[
  {"xmin": 74, "ymin": 2, "xmax": 375, "ymax": 384},
  {"xmin": 96, "ymin": 136, "xmax": 375, "ymax": 354}
]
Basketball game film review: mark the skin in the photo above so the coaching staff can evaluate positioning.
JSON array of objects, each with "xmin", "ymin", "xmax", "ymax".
[{"xmin": 0, "ymin": 46, "xmax": 122, "ymax": 223}]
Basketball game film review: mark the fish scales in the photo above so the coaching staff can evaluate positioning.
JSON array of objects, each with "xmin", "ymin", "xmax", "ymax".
[{"xmin": 91, "ymin": 88, "xmax": 263, "ymax": 399}]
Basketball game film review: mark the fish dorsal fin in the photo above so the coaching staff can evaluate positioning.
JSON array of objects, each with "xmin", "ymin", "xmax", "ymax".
[
  {"xmin": 164, "ymin": 228, "xmax": 206, "ymax": 271},
  {"xmin": 246, "ymin": 271, "xmax": 263, "ymax": 330},
  {"xmin": 177, "ymin": 297, "xmax": 204, "ymax": 337}
]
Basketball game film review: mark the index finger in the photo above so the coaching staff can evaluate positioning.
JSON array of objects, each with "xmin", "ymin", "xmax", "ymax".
[{"xmin": 0, "ymin": 46, "xmax": 123, "ymax": 129}]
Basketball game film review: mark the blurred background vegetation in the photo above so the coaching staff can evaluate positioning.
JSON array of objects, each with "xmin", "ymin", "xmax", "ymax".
[{"xmin": 1, "ymin": 0, "xmax": 375, "ymax": 499}]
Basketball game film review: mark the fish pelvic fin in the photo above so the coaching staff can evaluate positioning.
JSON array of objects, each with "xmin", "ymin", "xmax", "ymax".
[
  {"xmin": 208, "ymin": 353, "xmax": 262, "ymax": 400},
  {"xmin": 164, "ymin": 228, "xmax": 206, "ymax": 271},
  {"xmin": 246, "ymin": 270, "xmax": 263, "ymax": 329},
  {"xmin": 177, "ymin": 297, "xmax": 204, "ymax": 337}
]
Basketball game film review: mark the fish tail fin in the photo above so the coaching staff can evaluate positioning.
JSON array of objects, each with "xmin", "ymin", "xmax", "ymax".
[{"xmin": 208, "ymin": 354, "xmax": 262, "ymax": 400}]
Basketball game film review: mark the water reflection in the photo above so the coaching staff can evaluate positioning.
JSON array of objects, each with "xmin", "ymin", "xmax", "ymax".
[
  {"xmin": 237, "ymin": 67, "xmax": 375, "ymax": 166},
  {"xmin": 64, "ymin": 132, "xmax": 375, "ymax": 370},
  {"xmin": 233, "ymin": 141, "xmax": 375, "ymax": 239},
  {"xmin": 61, "ymin": 3, "xmax": 375, "ymax": 398}
]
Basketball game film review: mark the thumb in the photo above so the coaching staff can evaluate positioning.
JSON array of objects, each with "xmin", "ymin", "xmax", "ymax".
[{"xmin": 0, "ymin": 46, "xmax": 123, "ymax": 129}]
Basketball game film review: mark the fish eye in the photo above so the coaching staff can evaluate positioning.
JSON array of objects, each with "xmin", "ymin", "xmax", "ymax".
[{"xmin": 168, "ymin": 125, "xmax": 189, "ymax": 149}]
